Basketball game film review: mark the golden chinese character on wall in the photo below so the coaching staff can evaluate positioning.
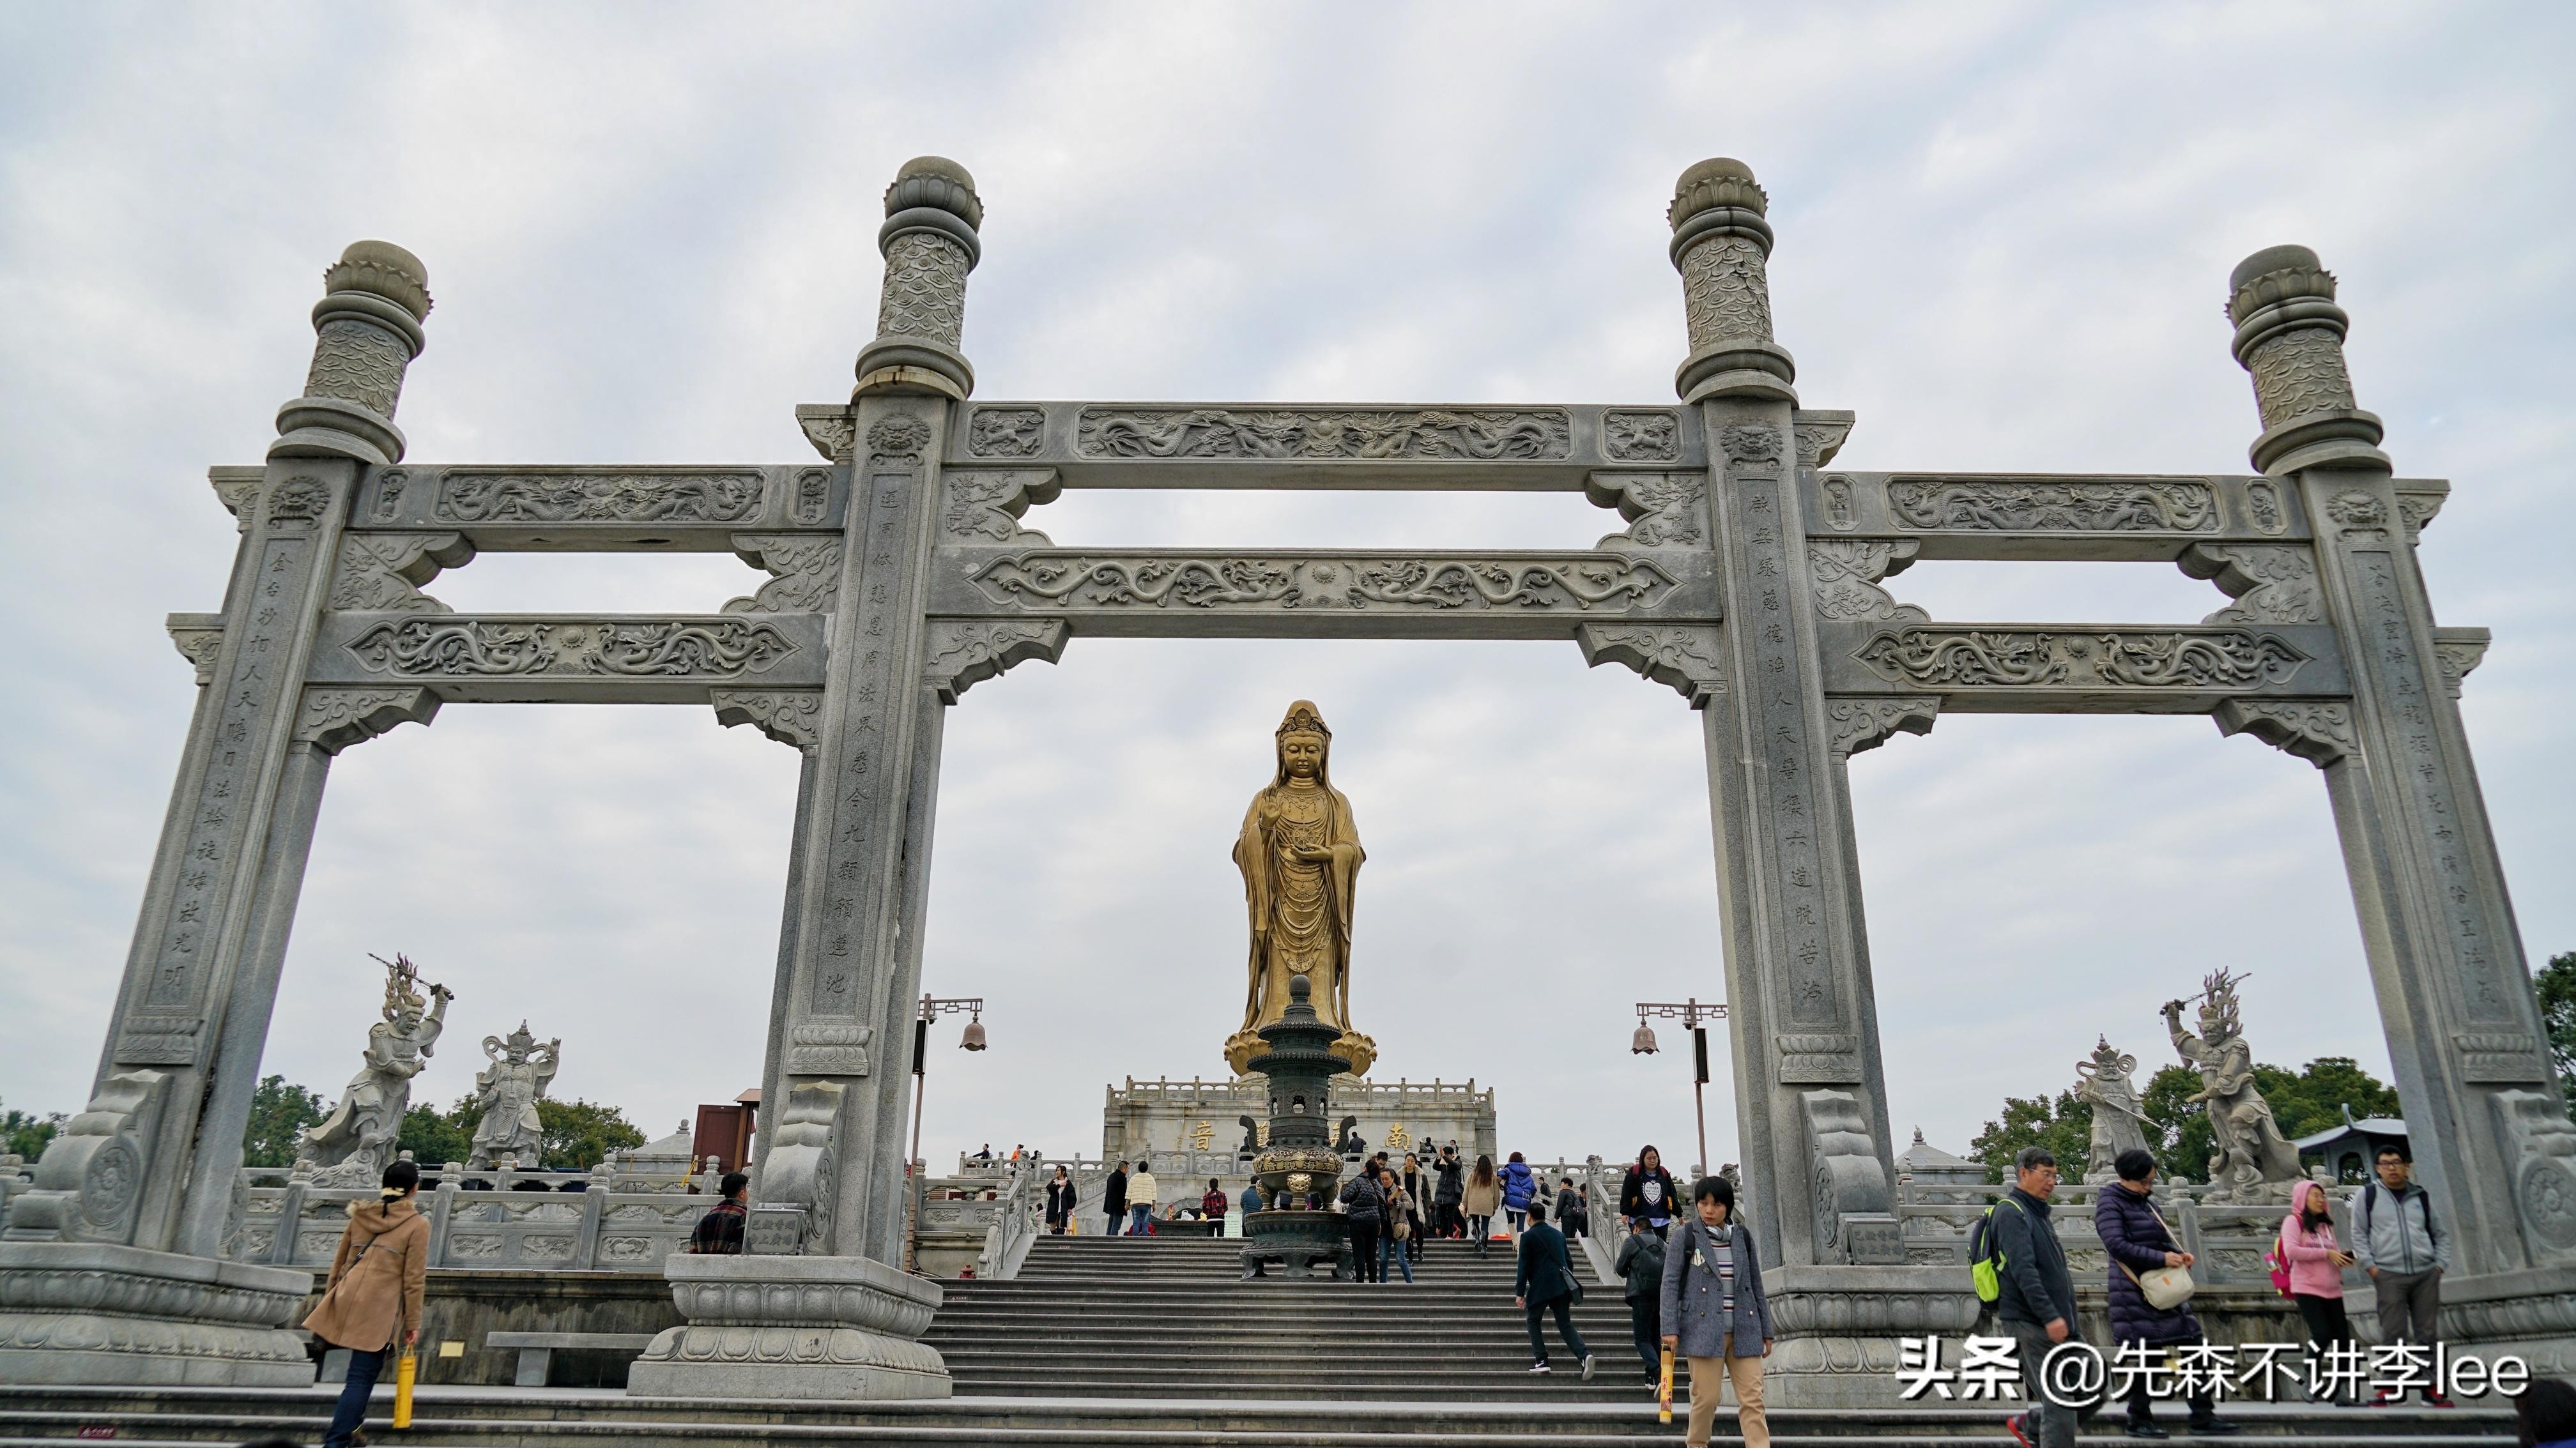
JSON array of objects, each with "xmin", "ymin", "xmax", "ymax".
[
  {"xmin": 1384, "ymin": 1122, "xmax": 1410, "ymax": 1150},
  {"xmin": 1191, "ymin": 1120, "xmax": 1213, "ymax": 1152}
]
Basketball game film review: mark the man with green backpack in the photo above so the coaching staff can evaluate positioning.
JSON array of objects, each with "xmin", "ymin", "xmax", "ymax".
[{"xmin": 1972, "ymin": 1147, "xmax": 2101, "ymax": 1448}]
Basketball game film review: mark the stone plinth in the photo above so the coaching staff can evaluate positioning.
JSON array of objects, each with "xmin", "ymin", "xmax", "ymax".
[
  {"xmin": 1760, "ymin": 1265, "xmax": 1980, "ymax": 1407},
  {"xmin": 627, "ymin": 1253, "xmax": 949, "ymax": 1401},
  {"xmin": 0, "ymin": 1242, "xmax": 314, "ymax": 1386}
]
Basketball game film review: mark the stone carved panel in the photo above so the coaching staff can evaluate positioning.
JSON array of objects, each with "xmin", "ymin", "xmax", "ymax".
[
  {"xmin": 167, "ymin": 615, "xmax": 226, "ymax": 686},
  {"xmin": 1584, "ymin": 471, "xmax": 1707, "ymax": 549},
  {"xmin": 939, "ymin": 469, "xmax": 1059, "ymax": 545},
  {"xmin": 711, "ymin": 690, "xmax": 825, "ymax": 753},
  {"xmin": 970, "ymin": 551, "xmax": 1675, "ymax": 614},
  {"xmin": 1576, "ymin": 625, "xmax": 1726, "ymax": 707},
  {"xmin": 1779, "ymin": 1035, "xmax": 1863, "ymax": 1086},
  {"xmin": 1855, "ymin": 628, "xmax": 2310, "ymax": 691},
  {"xmin": 867, "ymin": 415, "xmax": 935, "ymax": 462},
  {"xmin": 923, "ymin": 620, "xmax": 1070, "ymax": 705},
  {"xmin": 2324, "ymin": 489, "xmax": 2389, "ymax": 540},
  {"xmin": 724, "ymin": 535, "xmax": 843, "ymax": 614},
  {"xmin": 1718, "ymin": 423, "xmax": 1783, "ymax": 466},
  {"xmin": 292, "ymin": 687, "xmax": 440, "ymax": 755},
  {"xmin": 1602, "ymin": 411, "xmax": 1681, "ymax": 462},
  {"xmin": 2243, "ymin": 479, "xmax": 2290, "ymax": 535},
  {"xmin": 877, "ymin": 231, "xmax": 969, "ymax": 344},
  {"xmin": 1680, "ymin": 234, "xmax": 1774, "ymax": 349},
  {"xmin": 1886, "ymin": 478, "xmax": 2217, "ymax": 533},
  {"xmin": 785, "ymin": 1023, "xmax": 873, "ymax": 1079},
  {"xmin": 2179, "ymin": 543, "xmax": 2324, "ymax": 625},
  {"xmin": 796, "ymin": 406, "xmax": 855, "ymax": 462},
  {"xmin": 2492, "ymin": 1089, "xmax": 2576, "ymax": 1263},
  {"xmin": 2455, "ymin": 1033, "xmax": 2546, "ymax": 1086},
  {"xmin": 964, "ymin": 408, "xmax": 1046, "ymax": 459},
  {"xmin": 328, "ymin": 533, "xmax": 470, "ymax": 614},
  {"xmin": 2246, "ymin": 328, "xmax": 2356, "ymax": 427},
  {"xmin": 305, "ymin": 319, "xmax": 408, "ymax": 416},
  {"xmin": 1825, "ymin": 696, "xmax": 1938, "ymax": 761},
  {"xmin": 346, "ymin": 618, "xmax": 798, "ymax": 678},
  {"xmin": 434, "ymin": 471, "xmax": 765, "ymax": 523},
  {"xmin": 1809, "ymin": 539, "xmax": 1926, "ymax": 623},
  {"xmin": 1075, "ymin": 408, "xmax": 1571, "ymax": 461},
  {"xmin": 2, "ymin": 1069, "xmax": 165, "ymax": 1244},
  {"xmin": 2212, "ymin": 699, "xmax": 2354, "ymax": 768}
]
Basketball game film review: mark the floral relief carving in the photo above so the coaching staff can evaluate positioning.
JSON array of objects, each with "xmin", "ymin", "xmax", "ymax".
[
  {"xmin": 328, "ymin": 533, "xmax": 468, "ymax": 614},
  {"xmin": 709, "ymin": 690, "xmax": 824, "ymax": 752},
  {"xmin": 1886, "ymin": 479, "xmax": 2217, "ymax": 533},
  {"xmin": 965, "ymin": 408, "xmax": 1046, "ymax": 458},
  {"xmin": 1679, "ymin": 235, "xmax": 1774, "ymax": 349},
  {"xmin": 970, "ymin": 552, "xmax": 1676, "ymax": 613},
  {"xmin": 1825, "ymin": 696, "xmax": 1939, "ymax": 760},
  {"xmin": 1855, "ymin": 628, "xmax": 2310, "ymax": 690},
  {"xmin": 2212, "ymin": 699, "xmax": 2356, "ymax": 768},
  {"xmin": 303, "ymin": 319, "xmax": 408, "ymax": 416},
  {"xmin": 1602, "ymin": 411, "xmax": 1680, "ymax": 462},
  {"xmin": 939, "ymin": 469, "xmax": 1057, "ymax": 544},
  {"xmin": 922, "ymin": 619, "xmax": 1071, "ymax": 704},
  {"xmin": 1575, "ymin": 624, "xmax": 1726, "ymax": 706},
  {"xmin": 1586, "ymin": 472, "xmax": 1706, "ymax": 548},
  {"xmin": 724, "ymin": 535, "xmax": 843, "ymax": 614},
  {"xmin": 291, "ymin": 687, "xmax": 439, "ymax": 754},
  {"xmin": 2179, "ymin": 544, "xmax": 2323, "ymax": 626},
  {"xmin": 875, "ymin": 231, "xmax": 969, "ymax": 344},
  {"xmin": 436, "ymin": 471, "xmax": 763, "ymax": 523},
  {"xmin": 2246, "ymin": 328, "xmax": 2356, "ymax": 427},
  {"xmin": 347, "ymin": 618, "xmax": 797, "ymax": 678},
  {"xmin": 1075, "ymin": 408, "xmax": 1570, "ymax": 461},
  {"xmin": 1809, "ymin": 539, "xmax": 1927, "ymax": 623}
]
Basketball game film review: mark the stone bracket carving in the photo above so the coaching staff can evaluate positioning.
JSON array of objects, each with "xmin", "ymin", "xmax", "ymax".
[
  {"xmin": 1798, "ymin": 1088, "xmax": 1903, "ymax": 1265},
  {"xmin": 293, "ymin": 686, "xmax": 441, "ymax": 755},
  {"xmin": 2179, "ymin": 542, "xmax": 2323, "ymax": 625},
  {"xmin": 1778, "ymin": 1033, "xmax": 1863, "ymax": 1086},
  {"xmin": 1584, "ymin": 471, "xmax": 1709, "ymax": 549},
  {"xmin": 2491, "ymin": 1089, "xmax": 2576, "ymax": 1264},
  {"xmin": 796, "ymin": 404, "xmax": 855, "ymax": 462},
  {"xmin": 939, "ymin": 469, "xmax": 1060, "ymax": 546},
  {"xmin": 1825, "ymin": 697, "xmax": 1938, "ymax": 761},
  {"xmin": 2, "ymin": 1071, "xmax": 167, "ymax": 1245},
  {"xmin": 2434, "ymin": 627, "xmax": 2491, "ymax": 700},
  {"xmin": 711, "ymin": 689, "xmax": 825, "ymax": 753},
  {"xmin": 923, "ymin": 620, "xmax": 1070, "ymax": 706},
  {"xmin": 210, "ymin": 468, "xmax": 264, "ymax": 533},
  {"xmin": 725, "ymin": 535, "xmax": 845, "ymax": 614},
  {"xmin": 2458, "ymin": 1032, "xmax": 2549, "ymax": 1086},
  {"xmin": 758, "ymin": 1078, "xmax": 848, "ymax": 1254},
  {"xmin": 1576, "ymin": 625, "xmax": 1727, "ymax": 708},
  {"xmin": 2395, "ymin": 478, "xmax": 2451, "ymax": 537},
  {"xmin": 2212, "ymin": 698, "xmax": 2354, "ymax": 769},
  {"xmin": 167, "ymin": 613, "xmax": 226, "ymax": 686},
  {"xmin": 327, "ymin": 532, "xmax": 471, "ymax": 614},
  {"xmin": 1793, "ymin": 410, "xmax": 1854, "ymax": 469},
  {"xmin": 1810, "ymin": 539, "xmax": 1926, "ymax": 623}
]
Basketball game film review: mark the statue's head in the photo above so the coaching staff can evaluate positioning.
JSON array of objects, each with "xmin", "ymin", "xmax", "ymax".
[
  {"xmin": 394, "ymin": 1006, "xmax": 424, "ymax": 1035},
  {"xmin": 502, "ymin": 1021, "xmax": 536, "ymax": 1062},
  {"xmin": 1273, "ymin": 700, "xmax": 1332, "ymax": 786}
]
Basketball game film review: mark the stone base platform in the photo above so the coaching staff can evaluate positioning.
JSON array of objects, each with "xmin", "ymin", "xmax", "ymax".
[
  {"xmin": 0, "ymin": 1383, "xmax": 2515, "ymax": 1447},
  {"xmin": 625, "ymin": 1253, "xmax": 949, "ymax": 1402},
  {"xmin": 0, "ymin": 1242, "xmax": 313, "ymax": 1387}
]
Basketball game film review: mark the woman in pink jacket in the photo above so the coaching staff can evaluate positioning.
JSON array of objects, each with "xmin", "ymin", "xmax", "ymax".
[{"xmin": 2280, "ymin": 1178, "xmax": 2358, "ymax": 1379}]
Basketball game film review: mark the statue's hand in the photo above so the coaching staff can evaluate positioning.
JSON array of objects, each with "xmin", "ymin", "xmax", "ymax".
[{"xmin": 430, "ymin": 983, "xmax": 454, "ymax": 1003}]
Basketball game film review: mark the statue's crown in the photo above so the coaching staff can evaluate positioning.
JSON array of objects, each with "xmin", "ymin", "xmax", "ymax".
[
  {"xmin": 1275, "ymin": 701, "xmax": 1330, "ymax": 738},
  {"xmin": 505, "ymin": 1019, "xmax": 536, "ymax": 1051},
  {"xmin": 375, "ymin": 952, "xmax": 425, "ymax": 1020}
]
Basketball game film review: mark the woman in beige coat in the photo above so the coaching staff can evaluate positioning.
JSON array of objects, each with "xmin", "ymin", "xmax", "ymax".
[
  {"xmin": 1463, "ymin": 1154, "xmax": 1503, "ymax": 1257},
  {"xmin": 305, "ymin": 1160, "xmax": 431, "ymax": 1448}
]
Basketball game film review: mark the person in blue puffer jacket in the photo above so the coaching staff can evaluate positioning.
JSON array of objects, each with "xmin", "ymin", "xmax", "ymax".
[{"xmin": 1501, "ymin": 1152, "xmax": 1539, "ymax": 1237}]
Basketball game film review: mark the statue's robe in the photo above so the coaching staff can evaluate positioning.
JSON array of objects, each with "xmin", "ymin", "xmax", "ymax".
[{"xmin": 1233, "ymin": 779, "xmax": 1363, "ymax": 1044}]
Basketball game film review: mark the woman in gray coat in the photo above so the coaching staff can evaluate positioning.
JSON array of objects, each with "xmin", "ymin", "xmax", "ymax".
[{"xmin": 1659, "ymin": 1175, "xmax": 1773, "ymax": 1448}]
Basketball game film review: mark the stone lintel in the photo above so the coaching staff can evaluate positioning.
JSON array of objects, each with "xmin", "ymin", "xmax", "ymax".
[
  {"xmin": 309, "ymin": 611, "xmax": 829, "ymax": 703},
  {"xmin": 1792, "ymin": 474, "xmax": 2472, "ymax": 562},
  {"xmin": 348, "ymin": 464, "xmax": 844, "ymax": 545},
  {"xmin": 1818, "ymin": 620, "xmax": 2349, "ymax": 714}
]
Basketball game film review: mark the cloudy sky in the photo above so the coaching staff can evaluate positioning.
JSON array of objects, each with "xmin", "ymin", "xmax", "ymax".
[{"xmin": 3, "ymin": 4, "xmax": 2568, "ymax": 1182}]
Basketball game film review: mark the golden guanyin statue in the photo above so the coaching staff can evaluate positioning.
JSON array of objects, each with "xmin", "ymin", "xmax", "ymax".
[{"xmin": 1225, "ymin": 701, "xmax": 1376, "ymax": 1076}]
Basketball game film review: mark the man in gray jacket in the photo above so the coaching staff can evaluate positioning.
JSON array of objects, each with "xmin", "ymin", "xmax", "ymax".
[
  {"xmin": 1991, "ymin": 1147, "xmax": 2099, "ymax": 1448},
  {"xmin": 2355, "ymin": 1145, "xmax": 2454, "ymax": 1408}
]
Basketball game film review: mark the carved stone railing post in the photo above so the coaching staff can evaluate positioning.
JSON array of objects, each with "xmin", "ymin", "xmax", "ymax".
[
  {"xmin": 1664, "ymin": 159, "xmax": 1972, "ymax": 1406},
  {"xmin": 2227, "ymin": 247, "xmax": 2574, "ymax": 1366},
  {"xmin": 852, "ymin": 156, "xmax": 981, "ymax": 402},
  {"xmin": 0, "ymin": 241, "xmax": 438, "ymax": 1387}
]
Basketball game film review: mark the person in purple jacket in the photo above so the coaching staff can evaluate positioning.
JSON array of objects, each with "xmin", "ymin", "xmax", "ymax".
[{"xmin": 2096, "ymin": 1148, "xmax": 2238, "ymax": 1438}]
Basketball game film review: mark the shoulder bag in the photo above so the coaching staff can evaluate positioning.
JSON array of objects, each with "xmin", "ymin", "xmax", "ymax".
[{"xmin": 2119, "ymin": 1198, "xmax": 2197, "ymax": 1309}]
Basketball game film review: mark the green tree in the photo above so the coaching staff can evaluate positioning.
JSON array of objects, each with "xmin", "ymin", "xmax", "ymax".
[
  {"xmin": 2534, "ymin": 952, "xmax": 2576, "ymax": 1121},
  {"xmin": 1969, "ymin": 1089, "xmax": 2094, "ymax": 1184},
  {"xmin": 2, "ymin": 1101, "xmax": 63, "ymax": 1161},
  {"xmin": 396, "ymin": 1095, "xmax": 477, "ymax": 1169},
  {"xmin": 240, "ymin": 1076, "xmax": 327, "ymax": 1168},
  {"xmin": 2140, "ymin": 1064, "xmax": 2213, "ymax": 1182},
  {"xmin": 538, "ymin": 1099, "xmax": 645, "ymax": 1171}
]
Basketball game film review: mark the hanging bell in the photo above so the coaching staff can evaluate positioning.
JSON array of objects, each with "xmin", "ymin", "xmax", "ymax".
[
  {"xmin": 960, "ymin": 1014, "xmax": 988, "ymax": 1051},
  {"xmin": 1631, "ymin": 1021, "xmax": 1660, "ymax": 1055}
]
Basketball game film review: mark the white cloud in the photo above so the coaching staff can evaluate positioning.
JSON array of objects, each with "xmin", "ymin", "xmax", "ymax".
[{"xmin": 2, "ymin": 3, "xmax": 2569, "ymax": 1184}]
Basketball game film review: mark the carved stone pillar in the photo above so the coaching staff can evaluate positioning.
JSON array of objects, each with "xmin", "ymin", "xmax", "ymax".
[
  {"xmin": 2226, "ymin": 247, "xmax": 2576, "ymax": 1368},
  {"xmin": 0, "ymin": 243, "xmax": 436, "ymax": 1386},
  {"xmin": 1668, "ymin": 160, "xmax": 1972, "ymax": 1405},
  {"xmin": 633, "ymin": 160, "xmax": 990, "ymax": 1403}
]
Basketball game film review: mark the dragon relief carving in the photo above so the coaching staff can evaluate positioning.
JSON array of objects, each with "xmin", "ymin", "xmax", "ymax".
[
  {"xmin": 1074, "ymin": 408, "xmax": 1570, "ymax": 461},
  {"xmin": 2211, "ymin": 699, "xmax": 2355, "ymax": 768},
  {"xmin": 1855, "ymin": 628, "xmax": 2310, "ymax": 691},
  {"xmin": 1808, "ymin": 539, "xmax": 1926, "ymax": 623},
  {"xmin": 1825, "ymin": 696, "xmax": 1939, "ymax": 760},
  {"xmin": 965, "ymin": 408, "xmax": 1046, "ymax": 458},
  {"xmin": 939, "ymin": 469, "xmax": 1059, "ymax": 544},
  {"xmin": 347, "ymin": 618, "xmax": 797, "ymax": 678},
  {"xmin": 328, "ymin": 533, "xmax": 471, "ymax": 614},
  {"xmin": 1585, "ymin": 472, "xmax": 1707, "ymax": 549},
  {"xmin": 970, "ymin": 553, "xmax": 1675, "ymax": 613},
  {"xmin": 1886, "ymin": 478, "xmax": 2218, "ymax": 533},
  {"xmin": 1576, "ymin": 625, "xmax": 1726, "ymax": 707},
  {"xmin": 711, "ymin": 690, "xmax": 825, "ymax": 752},
  {"xmin": 923, "ymin": 620, "xmax": 1071, "ymax": 704},
  {"xmin": 2179, "ymin": 543, "xmax": 2323, "ymax": 625},
  {"xmin": 436, "ymin": 471, "xmax": 763, "ymax": 523},
  {"xmin": 724, "ymin": 536, "xmax": 843, "ymax": 614},
  {"xmin": 1602, "ymin": 411, "xmax": 1681, "ymax": 462}
]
